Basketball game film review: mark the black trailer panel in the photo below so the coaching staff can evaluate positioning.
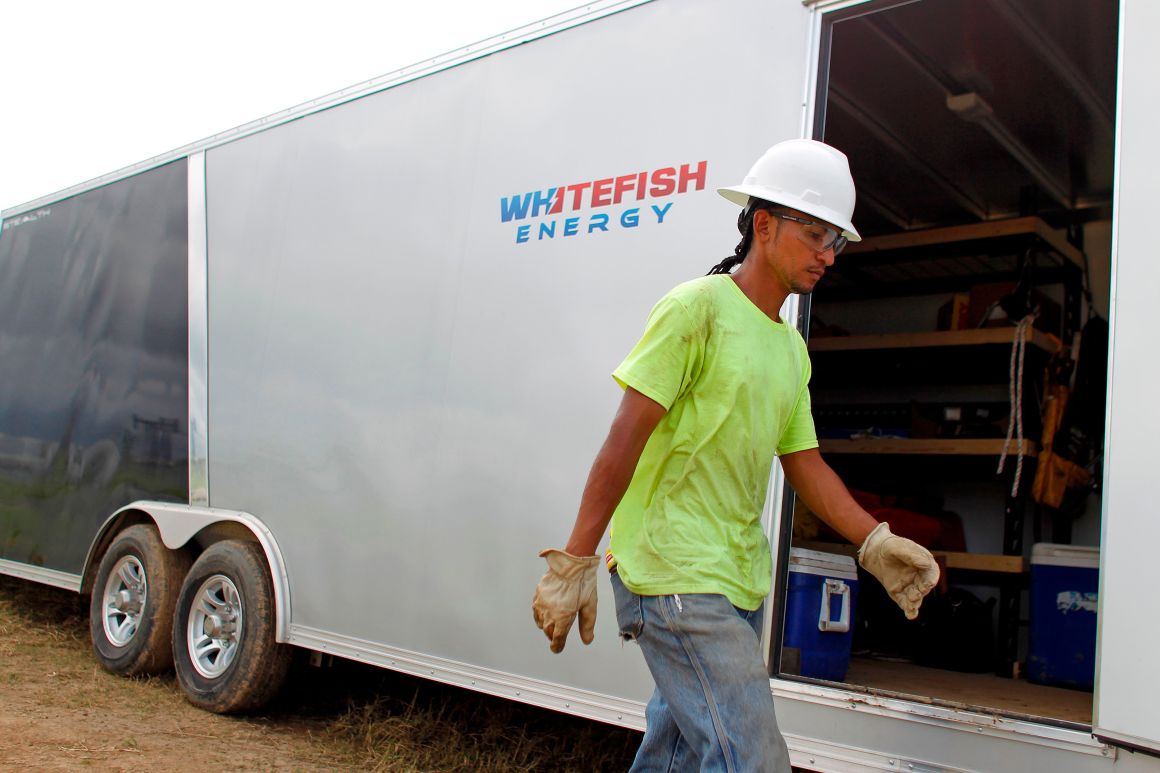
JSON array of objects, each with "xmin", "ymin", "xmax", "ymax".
[{"xmin": 0, "ymin": 161, "xmax": 189, "ymax": 574}]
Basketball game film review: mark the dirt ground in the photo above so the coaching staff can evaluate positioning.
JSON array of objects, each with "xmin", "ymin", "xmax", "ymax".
[{"xmin": 0, "ymin": 575, "xmax": 640, "ymax": 772}]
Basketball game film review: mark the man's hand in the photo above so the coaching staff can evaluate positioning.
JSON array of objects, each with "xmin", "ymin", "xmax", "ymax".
[
  {"xmin": 532, "ymin": 549, "xmax": 600, "ymax": 653},
  {"xmin": 858, "ymin": 523, "xmax": 939, "ymax": 619}
]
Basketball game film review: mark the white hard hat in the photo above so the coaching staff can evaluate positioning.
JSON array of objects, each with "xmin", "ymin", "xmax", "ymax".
[{"xmin": 718, "ymin": 139, "xmax": 861, "ymax": 242}]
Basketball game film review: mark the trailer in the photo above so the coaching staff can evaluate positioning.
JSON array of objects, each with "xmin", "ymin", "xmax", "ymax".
[{"xmin": 1, "ymin": 0, "xmax": 1157, "ymax": 769}]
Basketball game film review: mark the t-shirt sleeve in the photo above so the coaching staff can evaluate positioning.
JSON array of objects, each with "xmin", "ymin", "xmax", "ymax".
[
  {"xmin": 612, "ymin": 293, "xmax": 703, "ymax": 410},
  {"xmin": 777, "ymin": 384, "xmax": 819, "ymax": 455},
  {"xmin": 776, "ymin": 340, "xmax": 819, "ymax": 455}
]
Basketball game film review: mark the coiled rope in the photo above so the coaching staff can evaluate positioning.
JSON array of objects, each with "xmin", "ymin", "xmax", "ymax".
[{"xmin": 997, "ymin": 314, "xmax": 1038, "ymax": 496}]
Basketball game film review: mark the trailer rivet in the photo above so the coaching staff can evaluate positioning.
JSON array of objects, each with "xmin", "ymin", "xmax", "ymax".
[{"xmin": 617, "ymin": 715, "xmax": 623, "ymax": 721}]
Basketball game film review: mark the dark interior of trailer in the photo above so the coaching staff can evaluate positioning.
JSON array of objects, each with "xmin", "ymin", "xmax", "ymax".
[{"xmin": 779, "ymin": 0, "xmax": 1118, "ymax": 727}]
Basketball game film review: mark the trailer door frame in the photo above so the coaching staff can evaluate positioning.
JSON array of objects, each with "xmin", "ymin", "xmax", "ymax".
[{"xmin": 1093, "ymin": 0, "xmax": 1160, "ymax": 757}]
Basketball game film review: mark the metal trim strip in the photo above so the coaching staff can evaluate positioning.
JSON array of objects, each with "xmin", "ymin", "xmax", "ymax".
[
  {"xmin": 800, "ymin": 0, "xmax": 827, "ymax": 138},
  {"xmin": 801, "ymin": 0, "xmax": 878, "ymax": 10},
  {"xmin": 187, "ymin": 152, "xmax": 209, "ymax": 507},
  {"xmin": 1094, "ymin": 731, "xmax": 1160, "ymax": 759},
  {"xmin": 771, "ymin": 678, "xmax": 1110, "ymax": 758},
  {"xmin": 783, "ymin": 732, "xmax": 970, "ymax": 773},
  {"xmin": 288, "ymin": 624, "xmax": 647, "ymax": 730},
  {"xmin": 765, "ymin": 0, "xmax": 829, "ymax": 673},
  {"xmin": 763, "ymin": 303, "xmax": 807, "ymax": 659},
  {"xmin": 1, "ymin": 0, "xmax": 653, "ymax": 219},
  {"xmin": 0, "ymin": 559, "xmax": 82, "ymax": 592}
]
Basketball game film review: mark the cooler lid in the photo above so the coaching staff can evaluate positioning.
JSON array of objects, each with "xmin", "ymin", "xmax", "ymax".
[
  {"xmin": 1031, "ymin": 543, "xmax": 1100, "ymax": 568},
  {"xmin": 789, "ymin": 547, "xmax": 858, "ymax": 579}
]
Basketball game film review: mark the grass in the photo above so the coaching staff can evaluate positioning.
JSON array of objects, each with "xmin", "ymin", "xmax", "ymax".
[
  {"xmin": 285, "ymin": 665, "xmax": 642, "ymax": 772},
  {"xmin": 0, "ymin": 574, "xmax": 640, "ymax": 771}
]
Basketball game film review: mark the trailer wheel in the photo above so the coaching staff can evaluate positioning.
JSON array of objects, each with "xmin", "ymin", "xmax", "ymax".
[
  {"xmin": 173, "ymin": 539, "xmax": 291, "ymax": 713},
  {"xmin": 90, "ymin": 524, "xmax": 192, "ymax": 675}
]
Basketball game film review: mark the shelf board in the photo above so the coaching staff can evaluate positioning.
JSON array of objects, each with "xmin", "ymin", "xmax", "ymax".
[
  {"xmin": 819, "ymin": 438, "xmax": 1038, "ymax": 457},
  {"xmin": 795, "ymin": 541, "xmax": 1025, "ymax": 574},
  {"xmin": 809, "ymin": 326, "xmax": 1057, "ymax": 354},
  {"xmin": 842, "ymin": 216, "xmax": 1084, "ymax": 271},
  {"xmin": 941, "ymin": 551, "xmax": 1026, "ymax": 573}
]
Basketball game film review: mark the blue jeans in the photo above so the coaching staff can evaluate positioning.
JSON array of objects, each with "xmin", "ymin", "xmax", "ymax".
[{"xmin": 611, "ymin": 571, "xmax": 791, "ymax": 773}]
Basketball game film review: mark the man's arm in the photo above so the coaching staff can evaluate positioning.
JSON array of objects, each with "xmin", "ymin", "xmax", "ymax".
[
  {"xmin": 564, "ymin": 386, "xmax": 667, "ymax": 556},
  {"xmin": 532, "ymin": 386, "xmax": 665, "ymax": 653},
  {"xmin": 779, "ymin": 447, "xmax": 939, "ymax": 620},
  {"xmin": 778, "ymin": 447, "xmax": 877, "ymax": 545}
]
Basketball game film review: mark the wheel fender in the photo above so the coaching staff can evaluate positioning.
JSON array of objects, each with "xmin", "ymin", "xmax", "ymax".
[{"xmin": 87, "ymin": 501, "xmax": 291, "ymax": 642}]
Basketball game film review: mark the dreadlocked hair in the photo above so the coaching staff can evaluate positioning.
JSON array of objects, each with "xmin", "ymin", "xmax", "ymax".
[{"xmin": 706, "ymin": 198, "xmax": 777, "ymax": 275}]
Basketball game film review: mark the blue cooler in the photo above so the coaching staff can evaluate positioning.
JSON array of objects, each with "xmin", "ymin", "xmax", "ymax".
[
  {"xmin": 1028, "ymin": 543, "xmax": 1099, "ymax": 690},
  {"xmin": 784, "ymin": 548, "xmax": 858, "ymax": 681}
]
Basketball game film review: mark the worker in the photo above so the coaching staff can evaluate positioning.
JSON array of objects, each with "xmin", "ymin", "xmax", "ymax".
[{"xmin": 532, "ymin": 139, "xmax": 939, "ymax": 772}]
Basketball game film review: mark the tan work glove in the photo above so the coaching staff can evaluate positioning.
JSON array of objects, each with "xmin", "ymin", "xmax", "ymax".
[
  {"xmin": 532, "ymin": 549, "xmax": 600, "ymax": 653},
  {"xmin": 858, "ymin": 523, "xmax": 940, "ymax": 620}
]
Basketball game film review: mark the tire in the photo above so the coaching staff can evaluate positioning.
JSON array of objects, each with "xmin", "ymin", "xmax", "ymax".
[
  {"xmin": 90, "ymin": 524, "xmax": 192, "ymax": 675},
  {"xmin": 172, "ymin": 539, "xmax": 292, "ymax": 714}
]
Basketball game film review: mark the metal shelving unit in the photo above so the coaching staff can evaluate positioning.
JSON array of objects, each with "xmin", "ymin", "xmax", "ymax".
[{"xmin": 805, "ymin": 217, "xmax": 1083, "ymax": 678}]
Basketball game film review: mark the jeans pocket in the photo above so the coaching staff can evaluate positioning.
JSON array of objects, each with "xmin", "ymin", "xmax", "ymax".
[{"xmin": 610, "ymin": 572, "xmax": 644, "ymax": 642}]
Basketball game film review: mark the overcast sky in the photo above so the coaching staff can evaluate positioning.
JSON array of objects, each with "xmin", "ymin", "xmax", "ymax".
[{"xmin": 0, "ymin": 0, "xmax": 585, "ymax": 212}]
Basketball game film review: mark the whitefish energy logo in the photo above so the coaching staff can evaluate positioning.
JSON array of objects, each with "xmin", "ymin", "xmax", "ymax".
[{"xmin": 500, "ymin": 161, "xmax": 707, "ymax": 244}]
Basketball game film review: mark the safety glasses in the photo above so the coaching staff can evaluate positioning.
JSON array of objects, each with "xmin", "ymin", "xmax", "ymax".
[{"xmin": 771, "ymin": 211, "xmax": 848, "ymax": 255}]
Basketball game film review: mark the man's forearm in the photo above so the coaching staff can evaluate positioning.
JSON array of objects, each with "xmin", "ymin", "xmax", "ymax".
[
  {"xmin": 780, "ymin": 448, "xmax": 877, "ymax": 546},
  {"xmin": 781, "ymin": 448, "xmax": 940, "ymax": 619},
  {"xmin": 564, "ymin": 445, "xmax": 637, "ymax": 556}
]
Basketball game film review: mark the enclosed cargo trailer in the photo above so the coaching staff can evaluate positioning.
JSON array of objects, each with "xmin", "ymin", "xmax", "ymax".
[{"xmin": 1, "ymin": 0, "xmax": 1157, "ymax": 769}]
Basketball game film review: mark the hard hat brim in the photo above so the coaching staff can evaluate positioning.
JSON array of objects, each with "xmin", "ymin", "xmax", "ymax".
[{"xmin": 717, "ymin": 184, "xmax": 862, "ymax": 243}]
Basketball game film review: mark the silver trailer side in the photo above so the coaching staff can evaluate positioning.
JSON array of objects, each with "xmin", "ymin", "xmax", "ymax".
[
  {"xmin": 2, "ymin": 0, "xmax": 1159, "ymax": 770},
  {"xmin": 201, "ymin": 0, "xmax": 809, "ymax": 719}
]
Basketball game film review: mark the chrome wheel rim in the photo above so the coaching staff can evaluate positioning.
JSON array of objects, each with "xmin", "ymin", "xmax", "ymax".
[
  {"xmin": 187, "ymin": 574, "xmax": 243, "ymax": 679},
  {"xmin": 101, "ymin": 555, "xmax": 147, "ymax": 647}
]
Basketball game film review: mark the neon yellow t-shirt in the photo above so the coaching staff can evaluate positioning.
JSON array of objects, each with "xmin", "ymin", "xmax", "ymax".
[{"xmin": 609, "ymin": 274, "xmax": 818, "ymax": 610}]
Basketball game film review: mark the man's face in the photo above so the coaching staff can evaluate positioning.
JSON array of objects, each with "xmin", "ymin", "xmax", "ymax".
[{"xmin": 760, "ymin": 208, "xmax": 839, "ymax": 295}]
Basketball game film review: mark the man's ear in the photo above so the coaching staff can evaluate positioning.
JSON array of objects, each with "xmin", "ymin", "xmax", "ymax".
[{"xmin": 752, "ymin": 208, "xmax": 776, "ymax": 243}]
